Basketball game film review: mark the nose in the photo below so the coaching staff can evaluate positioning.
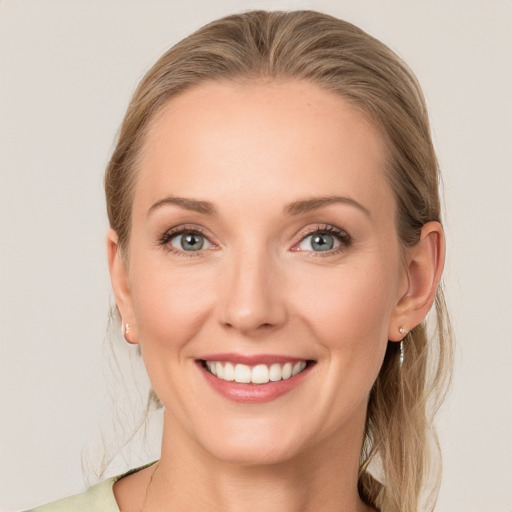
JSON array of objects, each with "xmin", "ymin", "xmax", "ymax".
[{"xmin": 217, "ymin": 245, "xmax": 287, "ymax": 336}]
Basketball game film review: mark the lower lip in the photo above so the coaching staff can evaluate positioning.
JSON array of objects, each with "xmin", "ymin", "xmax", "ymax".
[{"xmin": 197, "ymin": 361, "xmax": 313, "ymax": 404}]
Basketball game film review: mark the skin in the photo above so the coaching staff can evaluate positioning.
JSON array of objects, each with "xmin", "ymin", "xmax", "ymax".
[{"xmin": 108, "ymin": 80, "xmax": 444, "ymax": 512}]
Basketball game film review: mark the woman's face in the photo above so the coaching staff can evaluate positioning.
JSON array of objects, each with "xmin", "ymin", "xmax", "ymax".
[{"xmin": 113, "ymin": 80, "xmax": 408, "ymax": 464}]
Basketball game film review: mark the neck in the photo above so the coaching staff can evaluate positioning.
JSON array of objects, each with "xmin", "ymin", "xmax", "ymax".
[{"xmin": 143, "ymin": 408, "xmax": 373, "ymax": 512}]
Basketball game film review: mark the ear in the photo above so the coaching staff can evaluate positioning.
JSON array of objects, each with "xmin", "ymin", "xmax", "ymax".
[
  {"xmin": 106, "ymin": 228, "xmax": 139, "ymax": 344},
  {"xmin": 388, "ymin": 221, "xmax": 445, "ymax": 341}
]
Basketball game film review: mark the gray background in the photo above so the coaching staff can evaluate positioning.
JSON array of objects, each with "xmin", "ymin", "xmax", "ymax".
[{"xmin": 1, "ymin": 0, "xmax": 511, "ymax": 510}]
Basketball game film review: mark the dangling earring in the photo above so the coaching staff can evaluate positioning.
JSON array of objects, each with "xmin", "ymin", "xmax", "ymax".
[{"xmin": 398, "ymin": 327, "xmax": 408, "ymax": 366}]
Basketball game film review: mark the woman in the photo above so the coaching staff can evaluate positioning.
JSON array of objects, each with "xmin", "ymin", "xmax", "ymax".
[{"xmin": 29, "ymin": 10, "xmax": 452, "ymax": 512}]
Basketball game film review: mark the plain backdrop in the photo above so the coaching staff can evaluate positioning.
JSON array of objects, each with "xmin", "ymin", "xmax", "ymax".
[{"xmin": 1, "ymin": 0, "xmax": 511, "ymax": 510}]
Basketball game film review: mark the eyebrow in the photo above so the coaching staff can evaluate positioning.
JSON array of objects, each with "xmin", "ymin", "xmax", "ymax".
[
  {"xmin": 284, "ymin": 196, "xmax": 371, "ymax": 218},
  {"xmin": 148, "ymin": 196, "xmax": 218, "ymax": 217},
  {"xmin": 148, "ymin": 194, "xmax": 370, "ymax": 218}
]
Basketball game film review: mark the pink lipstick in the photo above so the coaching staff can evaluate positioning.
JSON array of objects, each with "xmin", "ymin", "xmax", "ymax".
[{"xmin": 196, "ymin": 354, "xmax": 314, "ymax": 403}]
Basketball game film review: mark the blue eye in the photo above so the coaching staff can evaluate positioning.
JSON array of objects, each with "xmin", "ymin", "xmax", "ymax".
[
  {"xmin": 295, "ymin": 226, "xmax": 351, "ymax": 254},
  {"xmin": 311, "ymin": 233, "xmax": 336, "ymax": 251},
  {"xmin": 298, "ymin": 232, "xmax": 340, "ymax": 252},
  {"xmin": 170, "ymin": 232, "xmax": 212, "ymax": 251}
]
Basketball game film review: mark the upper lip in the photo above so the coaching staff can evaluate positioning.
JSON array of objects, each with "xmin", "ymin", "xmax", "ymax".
[{"xmin": 197, "ymin": 353, "xmax": 312, "ymax": 365}]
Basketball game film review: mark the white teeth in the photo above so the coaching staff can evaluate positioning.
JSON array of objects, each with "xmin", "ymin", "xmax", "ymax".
[
  {"xmin": 223, "ymin": 362, "xmax": 235, "ymax": 381},
  {"xmin": 234, "ymin": 364, "xmax": 251, "ymax": 383},
  {"xmin": 251, "ymin": 364, "xmax": 269, "ymax": 384},
  {"xmin": 281, "ymin": 362, "xmax": 292, "ymax": 380},
  {"xmin": 215, "ymin": 361, "xmax": 224, "ymax": 379},
  {"xmin": 292, "ymin": 361, "xmax": 306, "ymax": 376},
  {"xmin": 204, "ymin": 360, "xmax": 308, "ymax": 384},
  {"xmin": 206, "ymin": 361, "xmax": 217, "ymax": 376},
  {"xmin": 269, "ymin": 363, "xmax": 282, "ymax": 382}
]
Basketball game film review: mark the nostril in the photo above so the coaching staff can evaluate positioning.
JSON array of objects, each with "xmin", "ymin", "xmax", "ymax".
[{"xmin": 221, "ymin": 319, "xmax": 278, "ymax": 332}]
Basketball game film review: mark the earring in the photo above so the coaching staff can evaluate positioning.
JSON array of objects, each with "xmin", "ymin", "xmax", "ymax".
[
  {"xmin": 399, "ymin": 327, "xmax": 408, "ymax": 366},
  {"xmin": 123, "ymin": 322, "xmax": 133, "ymax": 344}
]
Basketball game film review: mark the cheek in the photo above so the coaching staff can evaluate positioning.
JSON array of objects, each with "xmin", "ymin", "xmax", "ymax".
[
  {"xmin": 298, "ymin": 261, "xmax": 395, "ymax": 333},
  {"xmin": 290, "ymin": 257, "xmax": 399, "ymax": 377},
  {"xmin": 127, "ymin": 259, "xmax": 220, "ymax": 412},
  {"xmin": 129, "ymin": 257, "xmax": 217, "ymax": 352}
]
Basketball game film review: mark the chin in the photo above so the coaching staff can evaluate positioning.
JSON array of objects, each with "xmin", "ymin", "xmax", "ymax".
[
  {"xmin": 208, "ymin": 440, "xmax": 298, "ymax": 467},
  {"xmin": 195, "ymin": 420, "xmax": 308, "ymax": 466}
]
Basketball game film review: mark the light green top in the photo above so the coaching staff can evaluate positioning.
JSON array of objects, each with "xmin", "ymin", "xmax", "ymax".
[
  {"xmin": 26, "ymin": 463, "xmax": 156, "ymax": 512},
  {"xmin": 26, "ymin": 477, "xmax": 120, "ymax": 512}
]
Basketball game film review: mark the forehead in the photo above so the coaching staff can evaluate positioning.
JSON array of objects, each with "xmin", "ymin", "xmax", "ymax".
[{"xmin": 134, "ymin": 80, "xmax": 394, "ymax": 218}]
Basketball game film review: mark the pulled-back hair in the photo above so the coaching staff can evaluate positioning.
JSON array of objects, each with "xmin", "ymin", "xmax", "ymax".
[{"xmin": 104, "ymin": 10, "xmax": 453, "ymax": 512}]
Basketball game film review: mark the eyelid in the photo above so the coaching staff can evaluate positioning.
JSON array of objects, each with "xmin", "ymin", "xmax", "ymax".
[
  {"xmin": 170, "ymin": 232, "xmax": 214, "ymax": 252},
  {"xmin": 158, "ymin": 224, "xmax": 218, "ymax": 256},
  {"xmin": 158, "ymin": 222, "xmax": 351, "ymax": 257},
  {"xmin": 291, "ymin": 224, "xmax": 352, "ymax": 255}
]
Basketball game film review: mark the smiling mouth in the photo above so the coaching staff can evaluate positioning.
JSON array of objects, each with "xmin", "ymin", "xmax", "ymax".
[{"xmin": 201, "ymin": 360, "xmax": 312, "ymax": 385}]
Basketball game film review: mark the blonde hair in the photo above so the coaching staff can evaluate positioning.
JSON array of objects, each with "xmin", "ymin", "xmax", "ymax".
[{"xmin": 104, "ymin": 10, "xmax": 453, "ymax": 512}]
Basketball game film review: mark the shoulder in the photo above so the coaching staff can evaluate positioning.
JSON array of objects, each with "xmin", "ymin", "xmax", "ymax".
[
  {"xmin": 24, "ymin": 462, "xmax": 158, "ymax": 512},
  {"xmin": 25, "ymin": 477, "xmax": 119, "ymax": 512}
]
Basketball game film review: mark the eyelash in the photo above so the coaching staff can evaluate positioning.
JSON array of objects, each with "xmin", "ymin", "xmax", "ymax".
[
  {"xmin": 158, "ymin": 224, "xmax": 352, "ymax": 257},
  {"xmin": 293, "ymin": 224, "xmax": 352, "ymax": 257},
  {"xmin": 158, "ymin": 225, "xmax": 215, "ymax": 258}
]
